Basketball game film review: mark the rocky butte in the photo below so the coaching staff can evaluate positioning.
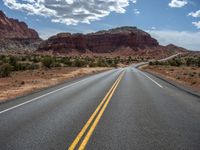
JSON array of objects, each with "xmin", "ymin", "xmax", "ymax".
[
  {"xmin": 37, "ymin": 27, "xmax": 186, "ymax": 58},
  {"xmin": 38, "ymin": 27, "xmax": 159, "ymax": 53},
  {"xmin": 0, "ymin": 10, "xmax": 41, "ymax": 52},
  {"xmin": 0, "ymin": 10, "xmax": 186, "ymax": 57}
]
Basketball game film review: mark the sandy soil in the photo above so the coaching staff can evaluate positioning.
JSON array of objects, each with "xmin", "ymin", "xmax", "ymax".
[
  {"xmin": 0, "ymin": 67, "xmax": 111, "ymax": 103},
  {"xmin": 142, "ymin": 65, "xmax": 200, "ymax": 92}
]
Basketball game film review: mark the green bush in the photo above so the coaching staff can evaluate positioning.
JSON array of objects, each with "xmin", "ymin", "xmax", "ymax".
[
  {"xmin": 15, "ymin": 63, "xmax": 27, "ymax": 71},
  {"xmin": 149, "ymin": 61, "xmax": 154, "ymax": 65},
  {"xmin": 186, "ymin": 58, "xmax": 192, "ymax": 66},
  {"xmin": 27, "ymin": 63, "xmax": 39, "ymax": 70},
  {"xmin": 32, "ymin": 56, "xmax": 41, "ymax": 63},
  {"xmin": 53, "ymin": 62, "xmax": 62, "ymax": 67},
  {"xmin": 13, "ymin": 63, "xmax": 36, "ymax": 71},
  {"xmin": 9, "ymin": 56, "xmax": 18, "ymax": 67},
  {"xmin": 73, "ymin": 59, "xmax": 86, "ymax": 67},
  {"xmin": 61, "ymin": 58, "xmax": 72, "ymax": 66},
  {"xmin": 197, "ymin": 57, "xmax": 200, "ymax": 67},
  {"xmin": 0, "ymin": 64, "xmax": 12, "ymax": 77},
  {"xmin": 96, "ymin": 58, "xmax": 108, "ymax": 67},
  {"xmin": 0, "ymin": 55, "xmax": 6, "ymax": 61},
  {"xmin": 89, "ymin": 62, "xmax": 98, "ymax": 67},
  {"xmin": 42, "ymin": 57, "xmax": 54, "ymax": 68},
  {"xmin": 20, "ymin": 56, "xmax": 27, "ymax": 61}
]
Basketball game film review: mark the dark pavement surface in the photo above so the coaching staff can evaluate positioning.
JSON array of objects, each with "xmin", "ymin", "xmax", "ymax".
[{"xmin": 0, "ymin": 66, "xmax": 200, "ymax": 150}]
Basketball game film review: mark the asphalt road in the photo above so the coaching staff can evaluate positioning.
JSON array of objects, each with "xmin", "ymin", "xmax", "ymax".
[{"xmin": 0, "ymin": 66, "xmax": 200, "ymax": 150}]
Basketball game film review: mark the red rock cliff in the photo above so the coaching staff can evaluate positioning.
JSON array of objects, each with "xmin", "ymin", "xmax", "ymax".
[
  {"xmin": 0, "ymin": 10, "xmax": 39, "ymax": 39},
  {"xmin": 38, "ymin": 27, "xmax": 159, "ymax": 53},
  {"xmin": 0, "ymin": 10, "xmax": 41, "ymax": 51}
]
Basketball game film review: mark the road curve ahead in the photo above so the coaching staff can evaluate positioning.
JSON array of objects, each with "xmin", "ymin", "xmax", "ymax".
[{"xmin": 0, "ymin": 66, "xmax": 200, "ymax": 150}]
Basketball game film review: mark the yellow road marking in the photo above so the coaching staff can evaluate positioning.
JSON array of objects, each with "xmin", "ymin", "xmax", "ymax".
[
  {"xmin": 68, "ymin": 72, "xmax": 124, "ymax": 150},
  {"xmin": 78, "ymin": 73, "xmax": 123, "ymax": 150}
]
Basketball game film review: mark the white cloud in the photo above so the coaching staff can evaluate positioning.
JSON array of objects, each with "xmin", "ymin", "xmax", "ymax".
[
  {"xmin": 147, "ymin": 30, "xmax": 200, "ymax": 51},
  {"xmin": 130, "ymin": 0, "xmax": 137, "ymax": 3},
  {"xmin": 169, "ymin": 0, "xmax": 188, "ymax": 8},
  {"xmin": 37, "ymin": 28, "xmax": 68, "ymax": 40},
  {"xmin": 37, "ymin": 26, "xmax": 96, "ymax": 39},
  {"xmin": 3, "ymin": 0, "xmax": 137, "ymax": 25},
  {"xmin": 192, "ymin": 21, "xmax": 200, "ymax": 29},
  {"xmin": 134, "ymin": 9, "xmax": 140, "ymax": 15},
  {"xmin": 188, "ymin": 10, "xmax": 200, "ymax": 29},
  {"xmin": 188, "ymin": 10, "xmax": 200, "ymax": 17}
]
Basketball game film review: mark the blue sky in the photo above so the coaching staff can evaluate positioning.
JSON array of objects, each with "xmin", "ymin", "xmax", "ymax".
[{"xmin": 0, "ymin": 0, "xmax": 200, "ymax": 50}]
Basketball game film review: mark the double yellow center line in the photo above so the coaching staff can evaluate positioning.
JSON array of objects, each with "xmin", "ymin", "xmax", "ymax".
[{"xmin": 68, "ymin": 72, "xmax": 124, "ymax": 150}]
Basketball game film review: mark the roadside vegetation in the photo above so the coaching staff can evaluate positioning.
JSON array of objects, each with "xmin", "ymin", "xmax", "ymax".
[
  {"xmin": 0, "ymin": 54, "xmax": 148, "ymax": 102},
  {"xmin": 149, "ymin": 55, "xmax": 200, "ymax": 67},
  {"xmin": 0, "ymin": 55, "xmax": 144, "ymax": 77},
  {"xmin": 143, "ymin": 53, "xmax": 200, "ymax": 91}
]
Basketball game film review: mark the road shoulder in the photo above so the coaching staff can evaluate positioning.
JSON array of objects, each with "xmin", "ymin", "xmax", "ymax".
[
  {"xmin": 0, "ymin": 67, "xmax": 112, "ymax": 104},
  {"xmin": 141, "ymin": 69, "xmax": 200, "ymax": 98}
]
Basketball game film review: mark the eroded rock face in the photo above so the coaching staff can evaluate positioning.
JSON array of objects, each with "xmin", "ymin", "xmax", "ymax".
[
  {"xmin": 0, "ymin": 10, "xmax": 41, "ymax": 52},
  {"xmin": 0, "ymin": 11, "xmax": 39, "ymax": 39},
  {"xmin": 38, "ymin": 26, "xmax": 159, "ymax": 54}
]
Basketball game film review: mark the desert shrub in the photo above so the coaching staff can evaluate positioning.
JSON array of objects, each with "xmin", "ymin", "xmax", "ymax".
[
  {"xmin": 20, "ymin": 56, "xmax": 27, "ymax": 61},
  {"xmin": 61, "ymin": 58, "xmax": 72, "ymax": 66},
  {"xmin": 0, "ymin": 63, "xmax": 12, "ymax": 77},
  {"xmin": 174, "ymin": 58, "xmax": 182, "ymax": 66},
  {"xmin": 0, "ymin": 55, "xmax": 6, "ymax": 61},
  {"xmin": 89, "ymin": 62, "xmax": 98, "ymax": 67},
  {"xmin": 9, "ymin": 56, "xmax": 18, "ymax": 67},
  {"xmin": 154, "ymin": 61, "xmax": 160, "ymax": 65},
  {"xmin": 96, "ymin": 60, "xmax": 106, "ymax": 67},
  {"xmin": 28, "ymin": 63, "xmax": 39, "ymax": 70},
  {"xmin": 189, "ymin": 73, "xmax": 194, "ymax": 77},
  {"xmin": 106, "ymin": 58, "xmax": 113, "ymax": 65},
  {"xmin": 185, "ymin": 57, "xmax": 200, "ymax": 67},
  {"xmin": 191, "ymin": 81, "xmax": 196, "ymax": 85},
  {"xmin": 183, "ymin": 72, "xmax": 187, "ymax": 75},
  {"xmin": 15, "ymin": 63, "xmax": 26, "ymax": 71},
  {"xmin": 197, "ymin": 57, "xmax": 200, "ymax": 67},
  {"xmin": 168, "ymin": 58, "xmax": 182, "ymax": 66},
  {"xmin": 127, "ymin": 56, "xmax": 133, "ymax": 64},
  {"xmin": 32, "ymin": 56, "xmax": 41, "ymax": 63},
  {"xmin": 42, "ymin": 56, "xmax": 54, "ymax": 68},
  {"xmin": 114, "ymin": 57, "xmax": 120, "ymax": 65},
  {"xmin": 186, "ymin": 58, "xmax": 192, "ymax": 66},
  {"xmin": 13, "ymin": 63, "xmax": 37, "ymax": 71},
  {"xmin": 149, "ymin": 61, "xmax": 154, "ymax": 65},
  {"xmin": 73, "ymin": 59, "xmax": 86, "ymax": 67},
  {"xmin": 111, "ymin": 61, "xmax": 118, "ymax": 68},
  {"xmin": 53, "ymin": 62, "xmax": 62, "ymax": 67}
]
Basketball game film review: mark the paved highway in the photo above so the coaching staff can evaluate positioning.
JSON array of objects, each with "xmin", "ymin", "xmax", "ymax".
[{"xmin": 0, "ymin": 65, "xmax": 200, "ymax": 150}]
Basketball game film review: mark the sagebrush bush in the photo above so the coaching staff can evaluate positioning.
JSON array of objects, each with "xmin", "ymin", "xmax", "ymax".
[
  {"xmin": 0, "ymin": 63, "xmax": 12, "ymax": 77},
  {"xmin": 149, "ymin": 56, "xmax": 200, "ymax": 67},
  {"xmin": 42, "ymin": 57, "xmax": 54, "ymax": 68}
]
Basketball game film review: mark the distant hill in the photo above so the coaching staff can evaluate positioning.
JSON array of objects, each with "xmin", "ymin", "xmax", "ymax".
[
  {"xmin": 0, "ymin": 10, "xmax": 41, "ymax": 52},
  {"xmin": 38, "ymin": 26, "xmax": 159, "ymax": 53},
  {"xmin": 37, "ymin": 26, "xmax": 187, "ymax": 58},
  {"xmin": 0, "ymin": 10, "xmax": 187, "ymax": 58}
]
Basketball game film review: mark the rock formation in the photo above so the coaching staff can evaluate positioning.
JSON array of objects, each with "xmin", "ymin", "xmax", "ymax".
[
  {"xmin": 0, "ymin": 10, "xmax": 41, "ymax": 51},
  {"xmin": 38, "ymin": 27, "xmax": 159, "ymax": 54}
]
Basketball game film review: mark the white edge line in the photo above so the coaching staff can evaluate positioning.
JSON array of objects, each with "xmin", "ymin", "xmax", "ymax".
[
  {"xmin": 0, "ymin": 69, "xmax": 123, "ymax": 114},
  {"xmin": 142, "ymin": 72, "xmax": 163, "ymax": 88},
  {"xmin": 0, "ymin": 78, "xmax": 90, "ymax": 114}
]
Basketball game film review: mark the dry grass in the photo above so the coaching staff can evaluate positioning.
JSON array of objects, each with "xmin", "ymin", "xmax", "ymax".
[
  {"xmin": 142, "ymin": 65, "xmax": 200, "ymax": 92},
  {"xmin": 0, "ymin": 67, "xmax": 111, "ymax": 103}
]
